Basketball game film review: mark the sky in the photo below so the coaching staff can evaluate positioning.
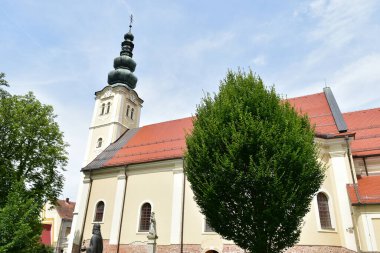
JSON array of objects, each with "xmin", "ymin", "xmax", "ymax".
[{"xmin": 1, "ymin": 0, "xmax": 380, "ymax": 201}]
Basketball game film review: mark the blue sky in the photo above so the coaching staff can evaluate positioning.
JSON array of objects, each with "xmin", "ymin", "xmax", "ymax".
[{"xmin": 1, "ymin": 0, "xmax": 380, "ymax": 200}]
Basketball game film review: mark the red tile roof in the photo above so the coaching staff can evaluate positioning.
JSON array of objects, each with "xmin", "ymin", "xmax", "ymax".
[
  {"xmin": 56, "ymin": 199, "xmax": 76, "ymax": 220},
  {"xmin": 85, "ymin": 89, "xmax": 380, "ymax": 209},
  {"xmin": 347, "ymin": 175, "xmax": 380, "ymax": 205},
  {"xmin": 287, "ymin": 92, "xmax": 339, "ymax": 135},
  {"xmin": 344, "ymin": 108, "xmax": 380, "ymax": 157},
  {"xmin": 90, "ymin": 90, "xmax": 349, "ymax": 169},
  {"xmin": 104, "ymin": 117, "xmax": 194, "ymax": 167}
]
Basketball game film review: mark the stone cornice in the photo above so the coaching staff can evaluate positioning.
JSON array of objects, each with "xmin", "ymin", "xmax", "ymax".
[{"xmin": 329, "ymin": 150, "xmax": 346, "ymax": 158}]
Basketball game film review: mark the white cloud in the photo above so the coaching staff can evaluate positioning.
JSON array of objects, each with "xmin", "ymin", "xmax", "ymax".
[
  {"xmin": 251, "ymin": 55, "xmax": 267, "ymax": 67},
  {"xmin": 181, "ymin": 32, "xmax": 235, "ymax": 60},
  {"xmin": 332, "ymin": 54, "xmax": 380, "ymax": 112},
  {"xmin": 276, "ymin": 0, "xmax": 380, "ymax": 99},
  {"xmin": 251, "ymin": 33, "xmax": 274, "ymax": 44},
  {"xmin": 307, "ymin": 0, "xmax": 376, "ymax": 47}
]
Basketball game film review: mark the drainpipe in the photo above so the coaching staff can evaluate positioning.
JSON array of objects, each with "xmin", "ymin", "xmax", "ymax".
[
  {"xmin": 117, "ymin": 166, "xmax": 128, "ymax": 253},
  {"xmin": 345, "ymin": 136, "xmax": 361, "ymax": 204},
  {"xmin": 180, "ymin": 159, "xmax": 186, "ymax": 253},
  {"xmin": 363, "ymin": 157, "xmax": 368, "ymax": 176},
  {"xmin": 78, "ymin": 170, "xmax": 93, "ymax": 253}
]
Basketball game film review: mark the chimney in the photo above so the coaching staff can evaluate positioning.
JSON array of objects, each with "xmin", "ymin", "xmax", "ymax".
[{"xmin": 66, "ymin": 198, "xmax": 70, "ymax": 203}]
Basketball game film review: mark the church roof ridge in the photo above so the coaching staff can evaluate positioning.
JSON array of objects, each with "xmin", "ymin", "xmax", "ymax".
[
  {"xmin": 343, "ymin": 107, "xmax": 380, "ymax": 115},
  {"xmin": 286, "ymin": 91, "xmax": 325, "ymax": 101},
  {"xmin": 139, "ymin": 116, "xmax": 193, "ymax": 128},
  {"xmin": 83, "ymin": 88, "xmax": 380, "ymax": 170}
]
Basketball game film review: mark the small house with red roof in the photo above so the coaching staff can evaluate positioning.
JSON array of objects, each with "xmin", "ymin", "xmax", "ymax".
[
  {"xmin": 42, "ymin": 198, "xmax": 76, "ymax": 253},
  {"xmin": 67, "ymin": 29, "xmax": 380, "ymax": 253}
]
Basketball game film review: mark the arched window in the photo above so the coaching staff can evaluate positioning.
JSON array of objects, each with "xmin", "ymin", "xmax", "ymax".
[
  {"xmin": 97, "ymin": 138, "xmax": 103, "ymax": 148},
  {"xmin": 100, "ymin": 103, "xmax": 105, "ymax": 115},
  {"xmin": 139, "ymin": 203, "xmax": 151, "ymax": 232},
  {"xmin": 126, "ymin": 105, "xmax": 130, "ymax": 117},
  {"xmin": 131, "ymin": 108, "xmax": 134, "ymax": 120},
  {"xmin": 317, "ymin": 192, "xmax": 332, "ymax": 229},
  {"xmin": 106, "ymin": 102, "xmax": 111, "ymax": 114},
  {"xmin": 94, "ymin": 201, "xmax": 105, "ymax": 222}
]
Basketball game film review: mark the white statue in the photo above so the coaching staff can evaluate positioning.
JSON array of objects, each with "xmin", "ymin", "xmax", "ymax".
[{"xmin": 148, "ymin": 212, "xmax": 158, "ymax": 239}]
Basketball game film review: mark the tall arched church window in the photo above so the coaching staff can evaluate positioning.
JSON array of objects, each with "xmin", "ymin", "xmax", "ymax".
[
  {"xmin": 106, "ymin": 102, "xmax": 111, "ymax": 114},
  {"xmin": 139, "ymin": 203, "xmax": 151, "ymax": 232},
  {"xmin": 317, "ymin": 192, "xmax": 332, "ymax": 229},
  {"xmin": 97, "ymin": 138, "xmax": 103, "ymax": 148},
  {"xmin": 100, "ymin": 103, "xmax": 105, "ymax": 115},
  {"xmin": 131, "ymin": 108, "xmax": 134, "ymax": 120},
  {"xmin": 126, "ymin": 105, "xmax": 130, "ymax": 117},
  {"xmin": 94, "ymin": 201, "xmax": 105, "ymax": 222}
]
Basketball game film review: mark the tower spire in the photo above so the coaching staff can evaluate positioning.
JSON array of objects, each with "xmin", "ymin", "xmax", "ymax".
[{"xmin": 107, "ymin": 15, "xmax": 138, "ymax": 89}]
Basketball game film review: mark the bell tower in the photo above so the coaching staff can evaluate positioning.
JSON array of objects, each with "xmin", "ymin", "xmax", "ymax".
[{"xmin": 83, "ymin": 19, "xmax": 143, "ymax": 165}]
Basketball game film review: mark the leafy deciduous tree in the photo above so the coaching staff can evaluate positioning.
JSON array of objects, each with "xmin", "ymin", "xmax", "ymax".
[
  {"xmin": 0, "ymin": 181, "xmax": 53, "ymax": 253},
  {"xmin": 0, "ymin": 72, "xmax": 9, "ymax": 98},
  {"xmin": 0, "ymin": 92, "xmax": 68, "ymax": 207},
  {"xmin": 185, "ymin": 70, "xmax": 324, "ymax": 253},
  {"xmin": 0, "ymin": 74, "xmax": 67, "ymax": 252}
]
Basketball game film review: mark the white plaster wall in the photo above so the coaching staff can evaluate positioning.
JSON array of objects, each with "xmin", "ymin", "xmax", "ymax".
[
  {"xmin": 119, "ymin": 165, "xmax": 175, "ymax": 245},
  {"xmin": 82, "ymin": 173, "xmax": 118, "ymax": 241}
]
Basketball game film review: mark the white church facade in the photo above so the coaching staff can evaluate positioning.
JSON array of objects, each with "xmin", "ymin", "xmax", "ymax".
[{"xmin": 68, "ymin": 27, "xmax": 380, "ymax": 253}]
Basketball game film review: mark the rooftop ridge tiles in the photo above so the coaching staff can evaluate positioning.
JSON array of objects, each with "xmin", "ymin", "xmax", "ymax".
[
  {"xmin": 139, "ymin": 116, "xmax": 192, "ymax": 128},
  {"xmin": 286, "ymin": 92, "xmax": 324, "ymax": 100},
  {"xmin": 344, "ymin": 107, "xmax": 380, "ymax": 115}
]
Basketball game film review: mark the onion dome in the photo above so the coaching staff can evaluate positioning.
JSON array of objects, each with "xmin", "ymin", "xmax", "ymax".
[{"xmin": 108, "ymin": 17, "xmax": 138, "ymax": 89}]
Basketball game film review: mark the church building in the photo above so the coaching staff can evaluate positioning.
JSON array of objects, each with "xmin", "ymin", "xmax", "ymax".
[{"xmin": 67, "ymin": 27, "xmax": 380, "ymax": 253}]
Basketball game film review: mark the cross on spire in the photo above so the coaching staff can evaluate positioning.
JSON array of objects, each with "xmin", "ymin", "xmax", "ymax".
[{"xmin": 129, "ymin": 14, "xmax": 133, "ymax": 32}]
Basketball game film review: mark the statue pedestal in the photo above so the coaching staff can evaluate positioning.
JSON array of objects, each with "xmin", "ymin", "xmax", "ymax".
[
  {"xmin": 147, "ymin": 238, "xmax": 157, "ymax": 253},
  {"xmin": 147, "ymin": 212, "xmax": 158, "ymax": 253}
]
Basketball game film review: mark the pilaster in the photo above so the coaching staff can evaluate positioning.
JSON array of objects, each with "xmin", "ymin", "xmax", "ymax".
[
  {"xmin": 329, "ymin": 150, "xmax": 358, "ymax": 251},
  {"xmin": 170, "ymin": 168, "xmax": 184, "ymax": 244},
  {"xmin": 109, "ymin": 172, "xmax": 127, "ymax": 245},
  {"xmin": 67, "ymin": 176, "xmax": 92, "ymax": 253}
]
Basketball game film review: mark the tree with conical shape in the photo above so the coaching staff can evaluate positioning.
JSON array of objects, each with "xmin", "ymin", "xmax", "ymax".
[{"xmin": 185, "ymin": 70, "xmax": 324, "ymax": 253}]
